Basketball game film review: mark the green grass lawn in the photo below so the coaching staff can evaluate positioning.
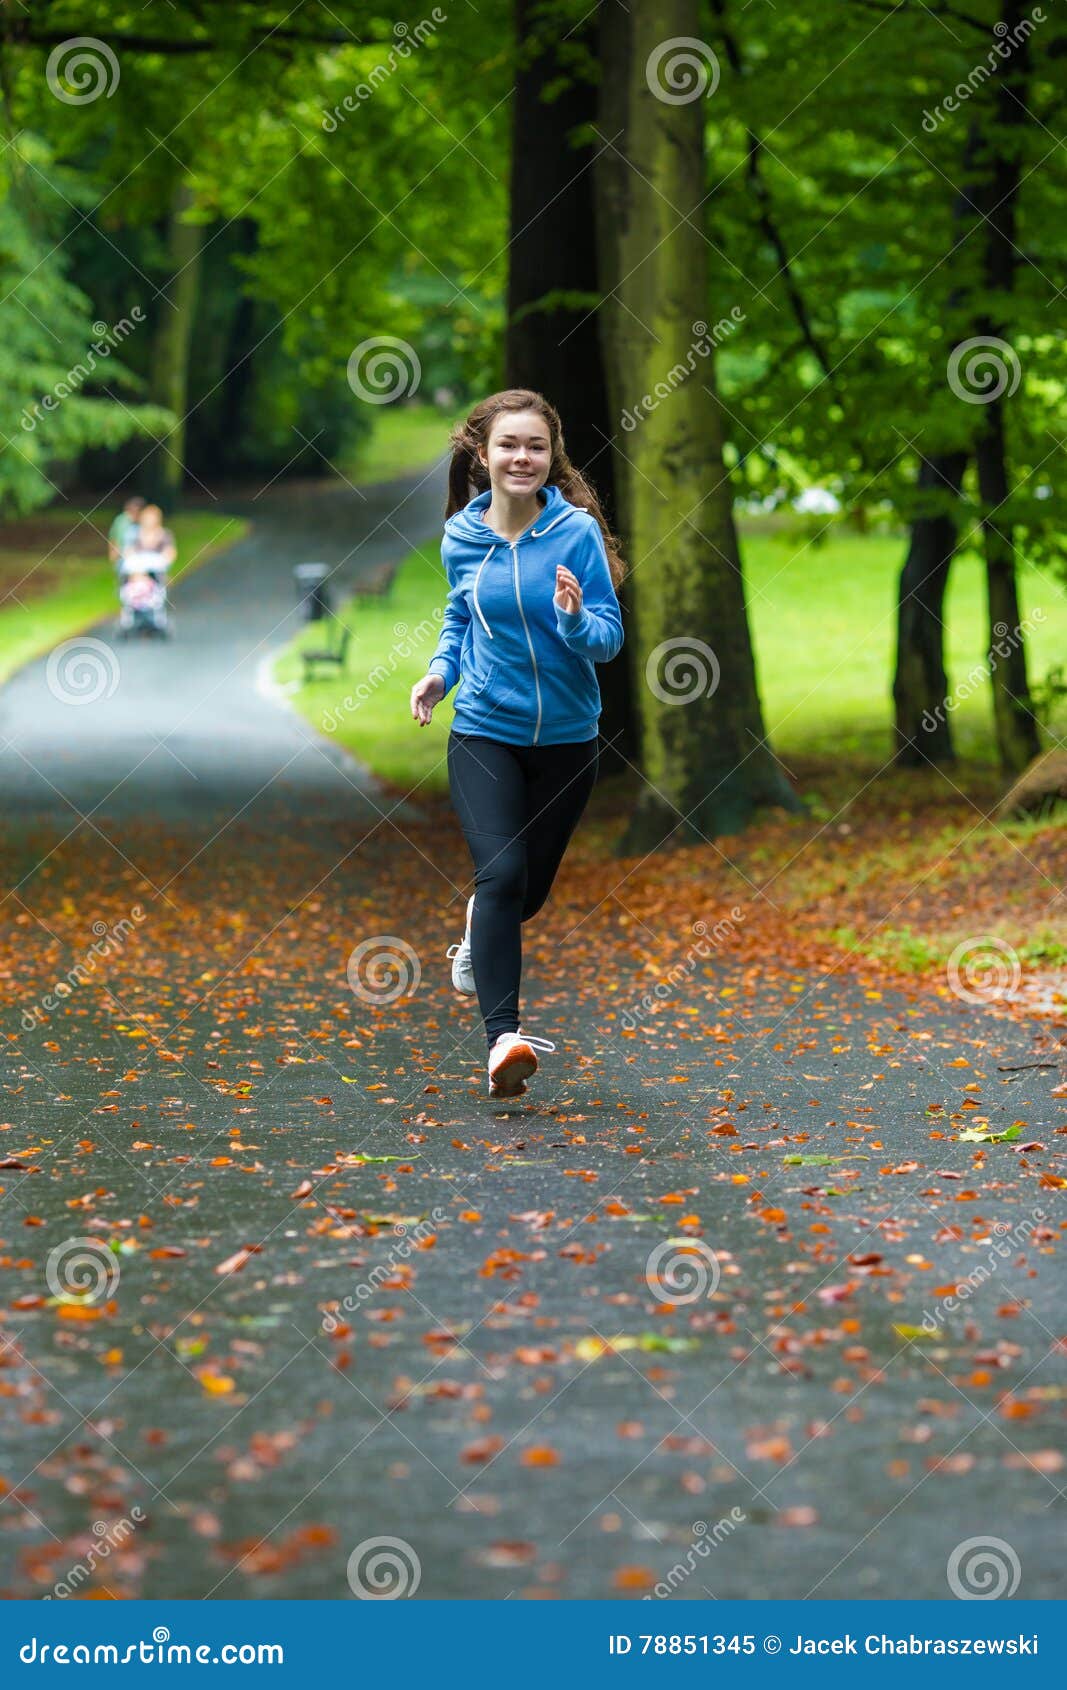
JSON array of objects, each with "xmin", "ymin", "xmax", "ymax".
[
  {"xmin": 275, "ymin": 521, "xmax": 1067, "ymax": 795},
  {"xmin": 0, "ymin": 509, "xmax": 248, "ymax": 688},
  {"xmin": 342, "ymin": 402, "xmax": 462, "ymax": 487},
  {"xmin": 745, "ymin": 521, "xmax": 1066, "ymax": 763},
  {"xmin": 275, "ymin": 540, "xmax": 452, "ymax": 792}
]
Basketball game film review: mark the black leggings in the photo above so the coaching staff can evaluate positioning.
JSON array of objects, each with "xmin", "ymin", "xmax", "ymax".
[{"xmin": 447, "ymin": 731, "xmax": 599, "ymax": 1048}]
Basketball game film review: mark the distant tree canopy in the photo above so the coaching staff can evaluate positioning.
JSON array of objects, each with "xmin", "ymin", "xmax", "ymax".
[
  {"xmin": 2, "ymin": 0, "xmax": 1065, "ymax": 810},
  {"xmin": 1, "ymin": 0, "xmax": 508, "ymax": 507}
]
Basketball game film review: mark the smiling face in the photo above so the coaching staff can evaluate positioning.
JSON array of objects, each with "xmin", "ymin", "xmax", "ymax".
[{"xmin": 479, "ymin": 409, "xmax": 553, "ymax": 499}]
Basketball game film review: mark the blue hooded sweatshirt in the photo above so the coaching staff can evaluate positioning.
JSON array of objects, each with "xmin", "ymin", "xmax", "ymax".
[{"xmin": 426, "ymin": 484, "xmax": 624, "ymax": 746}]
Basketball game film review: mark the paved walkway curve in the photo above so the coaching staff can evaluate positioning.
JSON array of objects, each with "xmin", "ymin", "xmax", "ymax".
[
  {"xmin": 0, "ymin": 471, "xmax": 1063, "ymax": 1601},
  {"xmin": 0, "ymin": 470, "xmax": 445, "ymax": 828}
]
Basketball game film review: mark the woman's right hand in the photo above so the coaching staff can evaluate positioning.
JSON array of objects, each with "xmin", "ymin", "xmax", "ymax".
[{"xmin": 410, "ymin": 672, "xmax": 446, "ymax": 726}]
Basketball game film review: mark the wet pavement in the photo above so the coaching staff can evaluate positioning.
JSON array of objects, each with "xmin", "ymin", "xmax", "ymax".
[{"xmin": 1, "ymin": 472, "xmax": 1064, "ymax": 1601}]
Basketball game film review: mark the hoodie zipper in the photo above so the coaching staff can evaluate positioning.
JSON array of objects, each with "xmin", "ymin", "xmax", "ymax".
[
  {"xmin": 510, "ymin": 540, "xmax": 542, "ymax": 744},
  {"xmin": 462, "ymin": 503, "xmax": 571, "ymax": 743}
]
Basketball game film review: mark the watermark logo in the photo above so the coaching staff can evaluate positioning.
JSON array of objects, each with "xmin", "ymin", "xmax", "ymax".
[
  {"xmin": 46, "ymin": 1237, "xmax": 120, "ymax": 1303},
  {"xmin": 947, "ymin": 935, "xmax": 1021, "ymax": 1005},
  {"xmin": 918, "ymin": 1208, "xmax": 1046, "ymax": 1334},
  {"xmin": 321, "ymin": 612, "xmax": 443, "ymax": 732},
  {"xmin": 43, "ymin": 1510, "xmax": 146, "ymax": 1600},
  {"xmin": 645, "ymin": 1238, "xmax": 720, "ymax": 1306},
  {"xmin": 621, "ymin": 313, "xmax": 744, "ymax": 431},
  {"xmin": 919, "ymin": 611, "xmax": 1045, "ymax": 737},
  {"xmin": 644, "ymin": 1510, "xmax": 746, "ymax": 1598},
  {"xmin": 922, "ymin": 8, "xmax": 1045, "ymax": 131},
  {"xmin": 619, "ymin": 911, "xmax": 744, "ymax": 1031},
  {"xmin": 947, "ymin": 1535, "xmax": 1021, "ymax": 1599},
  {"xmin": 20, "ymin": 908, "xmax": 145, "ymax": 1032},
  {"xmin": 20, "ymin": 311, "xmax": 145, "ymax": 433},
  {"xmin": 322, "ymin": 1210, "xmax": 446, "ymax": 1331},
  {"xmin": 46, "ymin": 637, "xmax": 120, "ymax": 706},
  {"xmin": 347, "ymin": 336, "xmax": 422, "ymax": 405},
  {"xmin": 346, "ymin": 936, "xmax": 422, "ymax": 1003},
  {"xmin": 321, "ymin": 10, "xmax": 447, "ymax": 129},
  {"xmin": 947, "ymin": 336, "xmax": 1021, "ymax": 404},
  {"xmin": 46, "ymin": 38, "xmax": 120, "ymax": 104},
  {"xmin": 346, "ymin": 1535, "xmax": 422, "ymax": 1598},
  {"xmin": 646, "ymin": 637, "xmax": 720, "ymax": 705},
  {"xmin": 646, "ymin": 38, "xmax": 720, "ymax": 104}
]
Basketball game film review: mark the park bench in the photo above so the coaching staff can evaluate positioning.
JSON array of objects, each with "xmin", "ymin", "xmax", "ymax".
[{"xmin": 302, "ymin": 622, "xmax": 352, "ymax": 684}]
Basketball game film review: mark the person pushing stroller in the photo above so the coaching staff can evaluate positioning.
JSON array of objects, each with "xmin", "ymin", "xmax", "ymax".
[{"xmin": 115, "ymin": 502, "xmax": 176, "ymax": 637}]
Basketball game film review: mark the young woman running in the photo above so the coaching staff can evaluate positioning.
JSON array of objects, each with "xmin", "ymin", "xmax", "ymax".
[{"xmin": 409, "ymin": 389, "xmax": 625, "ymax": 1100}]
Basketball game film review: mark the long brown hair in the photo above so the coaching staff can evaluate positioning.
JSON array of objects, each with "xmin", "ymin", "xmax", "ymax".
[{"xmin": 445, "ymin": 389, "xmax": 626, "ymax": 589}]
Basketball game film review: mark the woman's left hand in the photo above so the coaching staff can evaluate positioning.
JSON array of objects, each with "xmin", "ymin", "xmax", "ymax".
[{"xmin": 554, "ymin": 564, "xmax": 583, "ymax": 615}]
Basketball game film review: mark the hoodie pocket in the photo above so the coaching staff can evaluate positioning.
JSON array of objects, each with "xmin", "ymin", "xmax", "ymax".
[
  {"xmin": 458, "ymin": 662, "xmax": 496, "ymax": 703},
  {"xmin": 538, "ymin": 649, "xmax": 598, "ymax": 728}
]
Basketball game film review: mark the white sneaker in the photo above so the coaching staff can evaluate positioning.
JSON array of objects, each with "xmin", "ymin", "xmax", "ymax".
[
  {"xmin": 487, "ymin": 1029, "xmax": 557, "ymax": 1098},
  {"xmin": 446, "ymin": 894, "xmax": 476, "ymax": 994}
]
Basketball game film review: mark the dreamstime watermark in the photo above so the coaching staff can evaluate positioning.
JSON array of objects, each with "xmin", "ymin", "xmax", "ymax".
[
  {"xmin": 947, "ymin": 935, "xmax": 1021, "ymax": 1005},
  {"xmin": 643, "ymin": 1510, "xmax": 747, "ymax": 1599},
  {"xmin": 920, "ymin": 611, "xmax": 1045, "ymax": 735},
  {"xmin": 19, "ymin": 1633, "xmax": 284, "ymax": 1665},
  {"xmin": 46, "ymin": 1237, "xmax": 120, "ymax": 1304},
  {"xmin": 346, "ymin": 1535, "xmax": 421, "ymax": 1598},
  {"xmin": 321, "ymin": 11, "xmax": 447, "ymax": 129},
  {"xmin": 620, "ymin": 312, "xmax": 745, "ymax": 432},
  {"xmin": 322, "ymin": 1209, "xmax": 446, "ymax": 1332},
  {"xmin": 620, "ymin": 911, "xmax": 745, "ymax": 1031},
  {"xmin": 346, "ymin": 336, "xmax": 422, "ymax": 404},
  {"xmin": 947, "ymin": 335, "xmax": 1021, "ymax": 404},
  {"xmin": 321, "ymin": 612, "xmax": 443, "ymax": 732},
  {"xmin": 646, "ymin": 37, "xmax": 720, "ymax": 104},
  {"xmin": 919, "ymin": 1207, "xmax": 1047, "ymax": 1334},
  {"xmin": 46, "ymin": 636, "xmax": 120, "ymax": 706},
  {"xmin": 346, "ymin": 935, "xmax": 422, "ymax": 1003},
  {"xmin": 43, "ymin": 1510, "xmax": 146, "ymax": 1600},
  {"xmin": 922, "ymin": 9, "xmax": 1045, "ymax": 132},
  {"xmin": 645, "ymin": 1238, "xmax": 721, "ymax": 1306},
  {"xmin": 645, "ymin": 636, "xmax": 720, "ymax": 705},
  {"xmin": 947, "ymin": 1535, "xmax": 1021, "ymax": 1599},
  {"xmin": 46, "ymin": 37, "xmax": 120, "ymax": 104},
  {"xmin": 20, "ymin": 908, "xmax": 145, "ymax": 1031},
  {"xmin": 20, "ymin": 312, "xmax": 145, "ymax": 432}
]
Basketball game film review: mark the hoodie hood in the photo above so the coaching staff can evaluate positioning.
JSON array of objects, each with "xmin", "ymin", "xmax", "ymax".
[{"xmin": 443, "ymin": 482, "xmax": 581, "ymax": 552}]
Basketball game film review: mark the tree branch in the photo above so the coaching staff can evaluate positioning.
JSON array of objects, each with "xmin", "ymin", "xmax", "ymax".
[
  {"xmin": 710, "ymin": 0, "xmax": 854, "ymax": 428},
  {"xmin": 6, "ymin": 24, "xmax": 384, "ymax": 55},
  {"xmin": 846, "ymin": 0, "xmax": 992, "ymax": 34}
]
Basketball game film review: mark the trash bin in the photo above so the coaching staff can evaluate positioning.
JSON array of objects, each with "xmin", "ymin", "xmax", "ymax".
[{"xmin": 294, "ymin": 561, "xmax": 332, "ymax": 622}]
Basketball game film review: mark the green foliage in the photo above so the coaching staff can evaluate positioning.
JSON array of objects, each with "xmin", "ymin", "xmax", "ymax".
[
  {"xmin": 0, "ymin": 138, "xmax": 171, "ymax": 515},
  {"xmin": 3, "ymin": 0, "xmax": 509, "ymax": 485},
  {"xmin": 706, "ymin": 0, "xmax": 1067, "ymax": 560}
]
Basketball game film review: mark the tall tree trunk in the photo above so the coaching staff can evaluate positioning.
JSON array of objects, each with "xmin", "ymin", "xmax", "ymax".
[
  {"xmin": 505, "ymin": 0, "xmax": 635, "ymax": 771},
  {"xmin": 596, "ymin": 0, "xmax": 796, "ymax": 848},
  {"xmin": 892, "ymin": 450, "xmax": 967, "ymax": 764},
  {"xmin": 965, "ymin": 4, "xmax": 1039, "ymax": 771},
  {"xmin": 148, "ymin": 175, "xmax": 204, "ymax": 503},
  {"xmin": 216, "ymin": 218, "xmax": 259, "ymax": 467},
  {"xmin": 975, "ymin": 400, "xmax": 1038, "ymax": 769}
]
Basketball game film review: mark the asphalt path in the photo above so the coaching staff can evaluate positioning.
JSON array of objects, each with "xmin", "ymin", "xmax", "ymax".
[{"xmin": 0, "ymin": 471, "xmax": 1063, "ymax": 1601}]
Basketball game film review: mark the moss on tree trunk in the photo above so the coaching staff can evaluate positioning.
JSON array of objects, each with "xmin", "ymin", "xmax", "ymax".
[{"xmin": 596, "ymin": 0, "xmax": 797, "ymax": 849}]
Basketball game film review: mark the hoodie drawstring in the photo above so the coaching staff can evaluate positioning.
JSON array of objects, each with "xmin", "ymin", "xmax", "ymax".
[
  {"xmin": 472, "ymin": 545, "xmax": 496, "ymax": 637},
  {"xmin": 530, "ymin": 510, "xmax": 570, "ymax": 538}
]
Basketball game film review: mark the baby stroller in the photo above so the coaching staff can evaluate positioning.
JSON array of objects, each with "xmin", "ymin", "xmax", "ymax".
[{"xmin": 117, "ymin": 548, "xmax": 171, "ymax": 638}]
